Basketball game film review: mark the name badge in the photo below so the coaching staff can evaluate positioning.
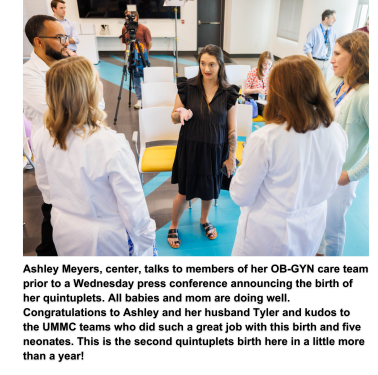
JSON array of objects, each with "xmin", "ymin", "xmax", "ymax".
[{"xmin": 323, "ymin": 46, "xmax": 328, "ymax": 56}]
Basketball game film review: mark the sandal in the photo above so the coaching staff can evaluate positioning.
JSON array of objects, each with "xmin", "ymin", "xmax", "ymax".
[
  {"xmin": 201, "ymin": 222, "xmax": 218, "ymax": 240},
  {"xmin": 168, "ymin": 229, "xmax": 181, "ymax": 249}
]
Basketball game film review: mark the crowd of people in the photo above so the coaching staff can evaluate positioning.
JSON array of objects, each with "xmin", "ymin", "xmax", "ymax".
[{"xmin": 23, "ymin": 5, "xmax": 369, "ymax": 257}]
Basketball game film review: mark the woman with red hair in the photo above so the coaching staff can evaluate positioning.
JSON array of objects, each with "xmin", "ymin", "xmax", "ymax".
[{"xmin": 230, "ymin": 55, "xmax": 348, "ymax": 256}]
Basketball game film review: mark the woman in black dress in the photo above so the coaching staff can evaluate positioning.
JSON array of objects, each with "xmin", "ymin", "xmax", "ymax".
[{"xmin": 168, "ymin": 45, "xmax": 239, "ymax": 248}]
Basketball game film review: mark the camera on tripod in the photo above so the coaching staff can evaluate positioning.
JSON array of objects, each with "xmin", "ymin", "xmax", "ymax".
[
  {"xmin": 114, "ymin": 10, "xmax": 151, "ymax": 124},
  {"xmin": 125, "ymin": 13, "xmax": 138, "ymax": 40}
]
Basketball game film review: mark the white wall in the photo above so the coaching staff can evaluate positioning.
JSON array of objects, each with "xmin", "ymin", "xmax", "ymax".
[
  {"xmin": 60, "ymin": 0, "xmax": 197, "ymax": 51},
  {"xmin": 223, "ymin": 0, "xmax": 360, "ymax": 58},
  {"xmin": 223, "ymin": 0, "xmax": 232, "ymax": 53},
  {"xmin": 271, "ymin": 0, "xmax": 359, "ymax": 58},
  {"xmin": 24, "ymin": 0, "xmax": 362, "ymax": 56},
  {"xmin": 223, "ymin": 0, "xmax": 276, "ymax": 55},
  {"xmin": 23, "ymin": 0, "xmax": 50, "ymax": 56}
]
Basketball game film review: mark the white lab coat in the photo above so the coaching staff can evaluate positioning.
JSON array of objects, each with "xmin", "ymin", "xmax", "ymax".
[
  {"xmin": 23, "ymin": 51, "xmax": 105, "ymax": 205},
  {"xmin": 33, "ymin": 125, "xmax": 156, "ymax": 256},
  {"xmin": 230, "ymin": 122, "xmax": 348, "ymax": 256}
]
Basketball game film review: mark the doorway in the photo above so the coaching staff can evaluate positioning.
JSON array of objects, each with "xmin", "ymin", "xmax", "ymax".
[{"xmin": 197, "ymin": 0, "xmax": 224, "ymax": 54}]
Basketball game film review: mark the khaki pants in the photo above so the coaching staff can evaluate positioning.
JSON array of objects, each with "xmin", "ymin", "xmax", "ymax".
[
  {"xmin": 318, "ymin": 181, "xmax": 359, "ymax": 256},
  {"xmin": 314, "ymin": 59, "xmax": 333, "ymax": 83}
]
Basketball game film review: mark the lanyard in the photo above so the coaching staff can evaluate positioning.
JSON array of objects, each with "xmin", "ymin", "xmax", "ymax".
[
  {"xmin": 334, "ymin": 81, "xmax": 351, "ymax": 107},
  {"xmin": 261, "ymin": 71, "xmax": 268, "ymax": 89},
  {"xmin": 319, "ymin": 23, "xmax": 329, "ymax": 45}
]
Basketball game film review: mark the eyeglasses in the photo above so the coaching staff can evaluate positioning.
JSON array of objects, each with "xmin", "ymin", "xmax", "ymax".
[{"xmin": 37, "ymin": 35, "xmax": 69, "ymax": 45}]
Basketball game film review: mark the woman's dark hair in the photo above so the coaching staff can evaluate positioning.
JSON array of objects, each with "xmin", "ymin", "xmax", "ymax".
[
  {"xmin": 336, "ymin": 31, "xmax": 369, "ymax": 86},
  {"xmin": 264, "ymin": 55, "xmax": 334, "ymax": 134},
  {"xmin": 194, "ymin": 44, "xmax": 229, "ymax": 112}
]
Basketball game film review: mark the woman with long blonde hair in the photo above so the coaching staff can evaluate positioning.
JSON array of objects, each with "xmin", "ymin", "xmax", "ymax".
[{"xmin": 33, "ymin": 56, "xmax": 156, "ymax": 256}]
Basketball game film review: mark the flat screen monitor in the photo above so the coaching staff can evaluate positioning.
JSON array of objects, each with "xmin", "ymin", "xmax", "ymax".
[{"xmin": 76, "ymin": 0, "xmax": 181, "ymax": 19}]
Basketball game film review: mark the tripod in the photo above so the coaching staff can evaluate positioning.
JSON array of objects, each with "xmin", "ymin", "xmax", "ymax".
[{"xmin": 114, "ymin": 33, "xmax": 148, "ymax": 126}]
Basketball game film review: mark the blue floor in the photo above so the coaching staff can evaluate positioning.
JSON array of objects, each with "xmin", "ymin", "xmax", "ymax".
[
  {"xmin": 156, "ymin": 174, "xmax": 369, "ymax": 257},
  {"xmin": 148, "ymin": 55, "xmax": 199, "ymax": 66},
  {"xmin": 156, "ymin": 189, "xmax": 240, "ymax": 256},
  {"xmin": 109, "ymin": 54, "xmax": 199, "ymax": 67},
  {"xmin": 155, "ymin": 122, "xmax": 369, "ymax": 257},
  {"xmin": 143, "ymin": 172, "xmax": 172, "ymax": 197},
  {"xmin": 95, "ymin": 56, "xmax": 369, "ymax": 257},
  {"xmin": 94, "ymin": 59, "xmax": 135, "ymax": 93}
]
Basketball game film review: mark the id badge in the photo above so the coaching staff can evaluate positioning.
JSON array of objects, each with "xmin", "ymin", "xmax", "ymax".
[{"xmin": 323, "ymin": 46, "xmax": 328, "ymax": 55}]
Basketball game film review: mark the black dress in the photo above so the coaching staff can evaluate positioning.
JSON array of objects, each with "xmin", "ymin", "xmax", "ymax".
[{"xmin": 171, "ymin": 77, "xmax": 239, "ymax": 200}]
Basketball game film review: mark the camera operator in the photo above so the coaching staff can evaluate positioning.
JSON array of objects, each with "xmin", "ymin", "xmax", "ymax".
[{"xmin": 121, "ymin": 10, "xmax": 152, "ymax": 109}]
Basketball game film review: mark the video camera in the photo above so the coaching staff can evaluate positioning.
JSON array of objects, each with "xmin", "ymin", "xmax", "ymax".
[
  {"xmin": 125, "ymin": 13, "xmax": 138, "ymax": 41},
  {"xmin": 114, "ymin": 10, "xmax": 150, "ymax": 124}
]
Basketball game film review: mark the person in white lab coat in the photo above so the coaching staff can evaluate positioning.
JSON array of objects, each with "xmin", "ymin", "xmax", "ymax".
[
  {"xmin": 230, "ymin": 55, "xmax": 348, "ymax": 256},
  {"xmin": 33, "ymin": 56, "xmax": 156, "ymax": 256}
]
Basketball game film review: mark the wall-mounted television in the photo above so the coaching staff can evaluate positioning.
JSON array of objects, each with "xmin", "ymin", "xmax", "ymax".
[{"xmin": 76, "ymin": 0, "xmax": 181, "ymax": 19}]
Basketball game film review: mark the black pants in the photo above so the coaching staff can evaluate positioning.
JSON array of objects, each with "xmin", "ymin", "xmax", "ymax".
[{"xmin": 35, "ymin": 203, "xmax": 57, "ymax": 256}]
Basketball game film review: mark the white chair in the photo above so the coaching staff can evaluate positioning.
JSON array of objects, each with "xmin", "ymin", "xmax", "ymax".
[
  {"xmin": 225, "ymin": 65, "xmax": 251, "ymax": 89},
  {"xmin": 143, "ymin": 67, "xmax": 174, "ymax": 83},
  {"xmin": 133, "ymin": 107, "xmax": 181, "ymax": 185},
  {"xmin": 141, "ymin": 82, "xmax": 177, "ymax": 109},
  {"xmin": 235, "ymin": 103, "xmax": 252, "ymax": 167},
  {"xmin": 237, "ymin": 103, "xmax": 253, "ymax": 138},
  {"xmin": 184, "ymin": 66, "xmax": 199, "ymax": 79}
]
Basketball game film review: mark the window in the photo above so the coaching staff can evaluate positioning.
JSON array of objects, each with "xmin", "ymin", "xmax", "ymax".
[
  {"xmin": 353, "ymin": 0, "xmax": 369, "ymax": 30},
  {"xmin": 277, "ymin": 0, "xmax": 304, "ymax": 42}
]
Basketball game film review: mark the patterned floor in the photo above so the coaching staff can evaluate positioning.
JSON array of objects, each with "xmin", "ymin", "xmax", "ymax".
[{"xmin": 23, "ymin": 52, "xmax": 369, "ymax": 256}]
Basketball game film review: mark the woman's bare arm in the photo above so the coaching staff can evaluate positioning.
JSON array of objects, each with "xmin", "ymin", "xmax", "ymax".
[
  {"xmin": 222, "ymin": 100, "xmax": 238, "ymax": 177},
  {"xmin": 227, "ymin": 102, "xmax": 238, "ymax": 160},
  {"xmin": 171, "ymin": 94, "xmax": 184, "ymax": 124},
  {"xmin": 244, "ymin": 87, "xmax": 264, "ymax": 95}
]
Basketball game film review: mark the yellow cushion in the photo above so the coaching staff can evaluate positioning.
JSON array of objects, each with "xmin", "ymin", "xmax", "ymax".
[
  {"xmin": 253, "ymin": 115, "xmax": 264, "ymax": 122},
  {"xmin": 236, "ymin": 142, "xmax": 244, "ymax": 166},
  {"xmin": 141, "ymin": 146, "xmax": 177, "ymax": 172}
]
